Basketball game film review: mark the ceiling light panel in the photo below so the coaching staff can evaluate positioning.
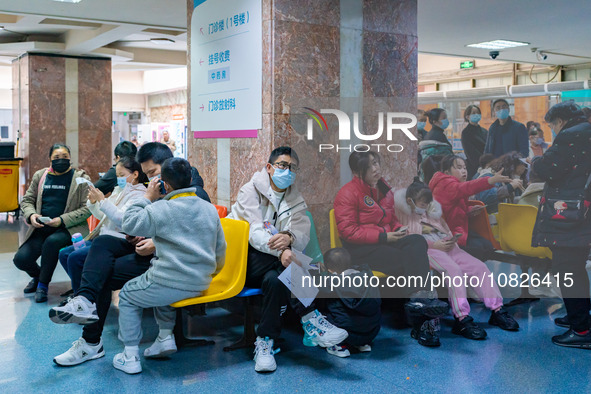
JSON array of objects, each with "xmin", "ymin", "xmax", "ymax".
[{"xmin": 466, "ymin": 40, "xmax": 529, "ymax": 50}]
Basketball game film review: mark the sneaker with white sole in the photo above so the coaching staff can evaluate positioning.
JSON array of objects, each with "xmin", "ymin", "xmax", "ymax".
[
  {"xmin": 113, "ymin": 351, "xmax": 142, "ymax": 374},
  {"xmin": 301, "ymin": 310, "xmax": 348, "ymax": 348},
  {"xmin": 49, "ymin": 295, "xmax": 99, "ymax": 325},
  {"xmin": 356, "ymin": 344, "xmax": 372, "ymax": 352},
  {"xmin": 254, "ymin": 336, "xmax": 277, "ymax": 373},
  {"xmin": 144, "ymin": 335, "xmax": 177, "ymax": 358},
  {"xmin": 53, "ymin": 338, "xmax": 105, "ymax": 367},
  {"xmin": 326, "ymin": 344, "xmax": 350, "ymax": 358}
]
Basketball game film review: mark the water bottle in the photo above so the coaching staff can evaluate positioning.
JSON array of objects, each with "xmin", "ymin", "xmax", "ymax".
[{"xmin": 71, "ymin": 233, "xmax": 85, "ymax": 250}]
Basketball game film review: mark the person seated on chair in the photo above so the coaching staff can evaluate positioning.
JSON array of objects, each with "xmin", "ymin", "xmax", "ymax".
[
  {"xmin": 53, "ymin": 158, "xmax": 226, "ymax": 375},
  {"xmin": 320, "ymin": 248, "xmax": 381, "ymax": 358},
  {"xmin": 227, "ymin": 146, "xmax": 348, "ymax": 373},
  {"xmin": 58, "ymin": 157, "xmax": 148, "ymax": 293},
  {"xmin": 14, "ymin": 143, "xmax": 91, "ymax": 303},
  {"xmin": 334, "ymin": 151, "xmax": 449, "ymax": 348},
  {"xmin": 430, "ymin": 155, "xmax": 511, "ymax": 262},
  {"xmin": 50, "ymin": 144, "xmax": 210, "ymax": 368},
  {"xmin": 518, "ymin": 167, "xmax": 545, "ymax": 207},
  {"xmin": 394, "ymin": 177, "xmax": 518, "ymax": 341},
  {"xmin": 94, "ymin": 141, "xmax": 137, "ymax": 195}
]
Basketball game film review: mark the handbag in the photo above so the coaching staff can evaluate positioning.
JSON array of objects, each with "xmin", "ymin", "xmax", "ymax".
[{"xmin": 539, "ymin": 172, "xmax": 591, "ymax": 228}]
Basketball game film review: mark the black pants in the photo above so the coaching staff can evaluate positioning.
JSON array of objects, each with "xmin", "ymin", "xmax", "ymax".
[
  {"xmin": 344, "ymin": 234, "xmax": 430, "ymax": 298},
  {"xmin": 551, "ymin": 246, "xmax": 591, "ymax": 332},
  {"xmin": 76, "ymin": 235, "xmax": 152, "ymax": 343},
  {"xmin": 245, "ymin": 246, "xmax": 314, "ymax": 340},
  {"xmin": 13, "ymin": 227, "xmax": 72, "ymax": 285},
  {"xmin": 461, "ymin": 231, "xmax": 494, "ymax": 262}
]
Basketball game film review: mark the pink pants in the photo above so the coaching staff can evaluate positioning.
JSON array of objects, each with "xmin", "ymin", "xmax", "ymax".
[{"xmin": 428, "ymin": 245, "xmax": 503, "ymax": 318}]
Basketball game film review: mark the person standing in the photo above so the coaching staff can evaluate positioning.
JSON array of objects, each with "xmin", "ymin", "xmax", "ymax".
[
  {"xmin": 161, "ymin": 130, "xmax": 176, "ymax": 153},
  {"xmin": 531, "ymin": 101, "xmax": 591, "ymax": 348},
  {"xmin": 484, "ymin": 99, "xmax": 528, "ymax": 158},
  {"xmin": 425, "ymin": 108, "xmax": 452, "ymax": 147},
  {"xmin": 461, "ymin": 105, "xmax": 488, "ymax": 180}
]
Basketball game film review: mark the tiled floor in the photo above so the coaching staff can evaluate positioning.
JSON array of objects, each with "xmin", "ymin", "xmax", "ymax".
[{"xmin": 0, "ymin": 213, "xmax": 590, "ymax": 393}]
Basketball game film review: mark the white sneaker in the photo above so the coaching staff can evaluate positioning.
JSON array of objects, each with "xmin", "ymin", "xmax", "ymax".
[
  {"xmin": 53, "ymin": 338, "xmax": 105, "ymax": 366},
  {"xmin": 144, "ymin": 335, "xmax": 177, "ymax": 358},
  {"xmin": 254, "ymin": 336, "xmax": 277, "ymax": 373},
  {"xmin": 356, "ymin": 344, "xmax": 372, "ymax": 352},
  {"xmin": 326, "ymin": 345, "xmax": 350, "ymax": 358},
  {"xmin": 113, "ymin": 350, "xmax": 142, "ymax": 374},
  {"xmin": 49, "ymin": 295, "xmax": 99, "ymax": 325},
  {"xmin": 301, "ymin": 310, "xmax": 348, "ymax": 348}
]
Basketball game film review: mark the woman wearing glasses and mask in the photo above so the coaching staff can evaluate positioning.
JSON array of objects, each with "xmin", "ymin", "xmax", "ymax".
[{"xmin": 13, "ymin": 143, "xmax": 92, "ymax": 302}]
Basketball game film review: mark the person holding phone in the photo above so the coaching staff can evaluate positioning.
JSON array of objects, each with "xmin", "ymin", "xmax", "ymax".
[
  {"xmin": 334, "ymin": 151, "xmax": 448, "ymax": 348},
  {"xmin": 394, "ymin": 178, "xmax": 519, "ymax": 341},
  {"xmin": 13, "ymin": 143, "xmax": 91, "ymax": 303}
]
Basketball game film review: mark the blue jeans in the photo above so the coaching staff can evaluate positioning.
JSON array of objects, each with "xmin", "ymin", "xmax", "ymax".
[{"xmin": 58, "ymin": 241, "xmax": 92, "ymax": 292}]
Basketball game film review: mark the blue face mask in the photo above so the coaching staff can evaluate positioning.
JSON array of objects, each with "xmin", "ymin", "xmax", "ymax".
[
  {"xmin": 117, "ymin": 176, "xmax": 129, "ymax": 190},
  {"xmin": 535, "ymin": 137, "xmax": 544, "ymax": 145},
  {"xmin": 551, "ymin": 129, "xmax": 557, "ymax": 138},
  {"xmin": 496, "ymin": 109, "xmax": 510, "ymax": 120},
  {"xmin": 271, "ymin": 168, "xmax": 296, "ymax": 190},
  {"xmin": 417, "ymin": 121, "xmax": 426, "ymax": 131},
  {"xmin": 440, "ymin": 119, "xmax": 450, "ymax": 130},
  {"xmin": 469, "ymin": 114, "xmax": 481, "ymax": 123}
]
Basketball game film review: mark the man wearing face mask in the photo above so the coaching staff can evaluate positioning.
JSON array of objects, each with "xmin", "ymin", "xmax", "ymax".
[
  {"xmin": 227, "ymin": 146, "xmax": 348, "ymax": 373},
  {"xmin": 484, "ymin": 99, "xmax": 528, "ymax": 158}
]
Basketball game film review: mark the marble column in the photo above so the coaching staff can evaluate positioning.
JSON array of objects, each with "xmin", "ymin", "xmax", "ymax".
[
  {"xmin": 187, "ymin": 0, "xmax": 418, "ymax": 250},
  {"xmin": 12, "ymin": 54, "xmax": 112, "ymax": 187}
]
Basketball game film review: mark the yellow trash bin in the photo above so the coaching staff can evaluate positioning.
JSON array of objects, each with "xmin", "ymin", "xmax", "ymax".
[{"xmin": 0, "ymin": 159, "xmax": 21, "ymax": 214}]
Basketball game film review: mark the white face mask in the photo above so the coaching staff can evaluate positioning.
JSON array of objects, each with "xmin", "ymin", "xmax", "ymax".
[{"xmin": 412, "ymin": 199, "xmax": 427, "ymax": 215}]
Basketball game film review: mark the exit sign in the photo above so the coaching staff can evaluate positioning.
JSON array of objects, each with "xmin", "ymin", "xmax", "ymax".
[{"xmin": 460, "ymin": 60, "xmax": 475, "ymax": 69}]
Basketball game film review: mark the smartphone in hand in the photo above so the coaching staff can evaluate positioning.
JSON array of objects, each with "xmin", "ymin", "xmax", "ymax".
[
  {"xmin": 395, "ymin": 226, "xmax": 408, "ymax": 235},
  {"xmin": 444, "ymin": 233, "xmax": 462, "ymax": 242},
  {"xmin": 38, "ymin": 216, "xmax": 51, "ymax": 224},
  {"xmin": 159, "ymin": 180, "xmax": 167, "ymax": 195}
]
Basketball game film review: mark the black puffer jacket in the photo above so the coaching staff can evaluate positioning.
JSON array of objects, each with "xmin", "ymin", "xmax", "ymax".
[
  {"xmin": 320, "ymin": 265, "xmax": 381, "ymax": 346},
  {"xmin": 532, "ymin": 118, "xmax": 591, "ymax": 248}
]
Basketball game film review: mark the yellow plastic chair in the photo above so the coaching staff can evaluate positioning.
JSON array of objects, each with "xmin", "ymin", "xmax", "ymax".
[
  {"xmin": 329, "ymin": 209, "xmax": 386, "ymax": 278},
  {"xmin": 171, "ymin": 218, "xmax": 250, "ymax": 308},
  {"xmin": 498, "ymin": 203, "xmax": 552, "ymax": 260}
]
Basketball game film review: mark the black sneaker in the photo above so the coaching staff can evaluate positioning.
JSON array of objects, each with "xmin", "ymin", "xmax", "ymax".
[
  {"xmin": 411, "ymin": 318, "xmax": 441, "ymax": 347},
  {"xmin": 405, "ymin": 290, "xmax": 449, "ymax": 319},
  {"xmin": 552, "ymin": 329, "xmax": 591, "ymax": 349},
  {"xmin": 24, "ymin": 278, "xmax": 39, "ymax": 294},
  {"xmin": 452, "ymin": 316, "xmax": 487, "ymax": 340},
  {"xmin": 554, "ymin": 315, "xmax": 570, "ymax": 328},
  {"xmin": 35, "ymin": 288, "xmax": 48, "ymax": 303},
  {"xmin": 489, "ymin": 307, "xmax": 519, "ymax": 331}
]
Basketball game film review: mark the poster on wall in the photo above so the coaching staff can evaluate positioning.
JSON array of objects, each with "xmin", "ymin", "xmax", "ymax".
[{"xmin": 191, "ymin": 0, "xmax": 262, "ymax": 138}]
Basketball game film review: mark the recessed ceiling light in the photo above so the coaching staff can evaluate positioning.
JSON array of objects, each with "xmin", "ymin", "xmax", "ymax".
[
  {"xmin": 466, "ymin": 40, "xmax": 529, "ymax": 50},
  {"xmin": 52, "ymin": 0, "xmax": 83, "ymax": 3},
  {"xmin": 150, "ymin": 38, "xmax": 175, "ymax": 45}
]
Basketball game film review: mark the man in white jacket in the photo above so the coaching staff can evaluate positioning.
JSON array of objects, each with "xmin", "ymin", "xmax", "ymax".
[{"xmin": 228, "ymin": 146, "xmax": 348, "ymax": 373}]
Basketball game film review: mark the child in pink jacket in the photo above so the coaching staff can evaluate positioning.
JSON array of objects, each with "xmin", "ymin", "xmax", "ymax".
[{"xmin": 394, "ymin": 177, "xmax": 519, "ymax": 340}]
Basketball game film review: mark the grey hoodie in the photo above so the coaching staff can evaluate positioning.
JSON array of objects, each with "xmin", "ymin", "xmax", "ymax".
[{"xmin": 121, "ymin": 187, "xmax": 226, "ymax": 292}]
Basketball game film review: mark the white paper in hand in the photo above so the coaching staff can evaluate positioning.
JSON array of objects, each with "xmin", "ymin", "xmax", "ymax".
[
  {"xmin": 76, "ymin": 177, "xmax": 93, "ymax": 186},
  {"xmin": 278, "ymin": 251, "xmax": 318, "ymax": 308}
]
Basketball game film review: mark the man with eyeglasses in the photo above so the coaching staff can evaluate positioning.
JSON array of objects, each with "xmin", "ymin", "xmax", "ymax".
[
  {"xmin": 484, "ymin": 98, "xmax": 529, "ymax": 158},
  {"xmin": 228, "ymin": 146, "xmax": 348, "ymax": 373}
]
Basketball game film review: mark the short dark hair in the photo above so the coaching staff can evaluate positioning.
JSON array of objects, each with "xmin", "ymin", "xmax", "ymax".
[
  {"xmin": 161, "ymin": 157, "xmax": 192, "ymax": 190},
  {"xmin": 492, "ymin": 98, "xmax": 509, "ymax": 109},
  {"xmin": 116, "ymin": 156, "xmax": 149, "ymax": 184},
  {"xmin": 268, "ymin": 146, "xmax": 299, "ymax": 166},
  {"xmin": 114, "ymin": 141, "xmax": 137, "ymax": 159},
  {"xmin": 464, "ymin": 105, "xmax": 481, "ymax": 122},
  {"xmin": 544, "ymin": 100, "xmax": 584, "ymax": 123},
  {"xmin": 406, "ymin": 176, "xmax": 433, "ymax": 204},
  {"xmin": 489, "ymin": 151, "xmax": 525, "ymax": 178},
  {"xmin": 526, "ymin": 121, "xmax": 541, "ymax": 131},
  {"xmin": 440, "ymin": 155, "xmax": 465, "ymax": 173},
  {"xmin": 421, "ymin": 155, "xmax": 444, "ymax": 185},
  {"xmin": 49, "ymin": 143, "xmax": 70, "ymax": 158},
  {"xmin": 427, "ymin": 108, "xmax": 446, "ymax": 125},
  {"xmin": 323, "ymin": 248, "xmax": 351, "ymax": 274},
  {"xmin": 479, "ymin": 153, "xmax": 495, "ymax": 168},
  {"xmin": 137, "ymin": 142, "xmax": 173, "ymax": 165},
  {"xmin": 348, "ymin": 151, "xmax": 381, "ymax": 177}
]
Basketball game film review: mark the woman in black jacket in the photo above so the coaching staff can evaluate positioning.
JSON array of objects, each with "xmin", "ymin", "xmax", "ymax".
[
  {"xmin": 425, "ymin": 108, "xmax": 452, "ymax": 147},
  {"xmin": 461, "ymin": 105, "xmax": 488, "ymax": 180},
  {"xmin": 531, "ymin": 101, "xmax": 591, "ymax": 348}
]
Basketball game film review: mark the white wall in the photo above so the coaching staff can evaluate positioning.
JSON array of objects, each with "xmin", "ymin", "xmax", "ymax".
[{"xmin": 143, "ymin": 67, "xmax": 187, "ymax": 94}]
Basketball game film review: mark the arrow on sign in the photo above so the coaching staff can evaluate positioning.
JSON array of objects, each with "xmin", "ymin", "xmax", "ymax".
[
  {"xmin": 200, "ymin": 27, "xmax": 204, "ymax": 35},
  {"xmin": 200, "ymin": 104, "xmax": 204, "ymax": 111},
  {"xmin": 199, "ymin": 59, "xmax": 204, "ymax": 66}
]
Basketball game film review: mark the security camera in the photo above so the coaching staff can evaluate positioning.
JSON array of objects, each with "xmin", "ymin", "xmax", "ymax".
[
  {"xmin": 536, "ymin": 50, "xmax": 548, "ymax": 61},
  {"xmin": 489, "ymin": 51, "xmax": 499, "ymax": 60}
]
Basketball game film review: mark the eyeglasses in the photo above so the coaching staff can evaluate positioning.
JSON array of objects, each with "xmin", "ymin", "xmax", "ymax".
[{"xmin": 273, "ymin": 161, "xmax": 299, "ymax": 173}]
